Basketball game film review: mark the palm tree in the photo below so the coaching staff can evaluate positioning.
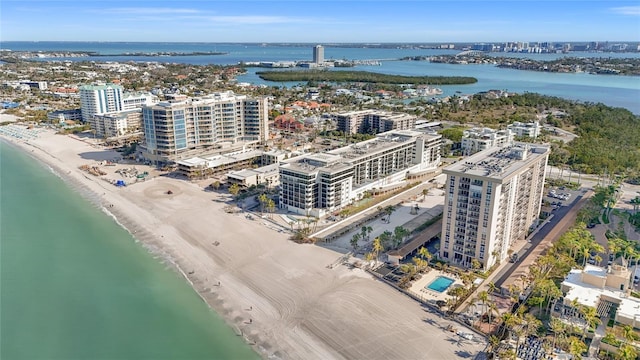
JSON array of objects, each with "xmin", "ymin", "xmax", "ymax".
[
  {"xmin": 229, "ymin": 183, "xmax": 241, "ymax": 199},
  {"xmin": 581, "ymin": 246, "xmax": 591, "ymax": 267},
  {"xmin": 417, "ymin": 246, "xmax": 432, "ymax": 265},
  {"xmin": 568, "ymin": 336, "xmax": 587, "ymax": 360},
  {"xmin": 384, "ymin": 205, "xmax": 395, "ymax": 223},
  {"xmin": 621, "ymin": 325, "xmax": 635, "ymax": 345},
  {"xmin": 412, "ymin": 257, "xmax": 428, "ymax": 273},
  {"xmin": 372, "ymin": 237, "xmax": 384, "ymax": 262},
  {"xmin": 364, "ymin": 252, "xmax": 375, "ymax": 262},
  {"xmin": 513, "ymin": 327, "xmax": 526, "ymax": 356},
  {"xmin": 580, "ymin": 306, "xmax": 599, "ymax": 340},
  {"xmin": 258, "ymin": 193, "xmax": 269, "ymax": 214},
  {"xmin": 471, "ymin": 258, "xmax": 482, "ymax": 272},
  {"xmin": 488, "ymin": 281, "xmax": 499, "ymax": 295},
  {"xmin": 350, "ymin": 233, "xmax": 361, "ymax": 252},
  {"xmin": 523, "ymin": 313, "xmax": 542, "ymax": 339},
  {"xmin": 362, "ymin": 225, "xmax": 373, "ymax": 241},
  {"xmin": 487, "ymin": 300, "xmax": 499, "ymax": 328},
  {"xmin": 422, "ymin": 187, "xmax": 429, "ymax": 201},
  {"xmin": 478, "ymin": 290, "xmax": 489, "ymax": 320},
  {"xmin": 594, "ymin": 254, "xmax": 603, "ymax": 266},
  {"xmin": 400, "ymin": 263, "xmax": 416, "ymax": 277},
  {"xmin": 617, "ymin": 344, "xmax": 638, "ymax": 360},
  {"xmin": 550, "ymin": 317, "xmax": 565, "ymax": 351},
  {"xmin": 499, "ymin": 312, "xmax": 514, "ymax": 337},
  {"xmin": 487, "ymin": 334, "xmax": 501, "ymax": 356},
  {"xmin": 393, "ymin": 226, "xmax": 408, "ymax": 249}
]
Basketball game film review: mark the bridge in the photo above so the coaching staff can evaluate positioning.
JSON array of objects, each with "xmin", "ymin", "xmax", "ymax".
[{"xmin": 455, "ymin": 50, "xmax": 486, "ymax": 57}]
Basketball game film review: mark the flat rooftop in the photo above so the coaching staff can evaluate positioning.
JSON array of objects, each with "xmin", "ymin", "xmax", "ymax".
[
  {"xmin": 178, "ymin": 149, "xmax": 262, "ymax": 169},
  {"xmin": 562, "ymin": 266, "xmax": 640, "ymax": 321},
  {"xmin": 282, "ymin": 130, "xmax": 439, "ymax": 175},
  {"xmin": 444, "ymin": 143, "xmax": 549, "ymax": 180}
]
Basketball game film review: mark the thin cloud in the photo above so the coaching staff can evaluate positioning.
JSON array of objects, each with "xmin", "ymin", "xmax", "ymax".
[
  {"xmin": 206, "ymin": 15, "xmax": 308, "ymax": 24},
  {"xmin": 610, "ymin": 6, "xmax": 640, "ymax": 16},
  {"xmin": 98, "ymin": 7, "xmax": 201, "ymax": 15}
]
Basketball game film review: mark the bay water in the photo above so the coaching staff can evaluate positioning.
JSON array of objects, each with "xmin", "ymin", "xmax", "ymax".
[
  {"xmin": 0, "ymin": 141, "xmax": 257, "ymax": 360},
  {"xmin": 2, "ymin": 41, "xmax": 639, "ymax": 113}
]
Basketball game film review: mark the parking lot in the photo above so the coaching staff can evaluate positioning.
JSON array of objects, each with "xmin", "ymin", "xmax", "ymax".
[{"xmin": 544, "ymin": 186, "xmax": 579, "ymax": 213}]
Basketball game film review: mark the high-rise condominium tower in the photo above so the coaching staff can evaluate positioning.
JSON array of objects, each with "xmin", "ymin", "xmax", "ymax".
[{"xmin": 440, "ymin": 144, "xmax": 549, "ymax": 270}]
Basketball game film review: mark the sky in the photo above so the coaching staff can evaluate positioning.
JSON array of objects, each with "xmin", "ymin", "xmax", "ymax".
[{"xmin": 1, "ymin": 1, "xmax": 639, "ymax": 43}]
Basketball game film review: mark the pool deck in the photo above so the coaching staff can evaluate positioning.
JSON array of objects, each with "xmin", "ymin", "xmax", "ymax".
[{"xmin": 408, "ymin": 269, "xmax": 465, "ymax": 303}]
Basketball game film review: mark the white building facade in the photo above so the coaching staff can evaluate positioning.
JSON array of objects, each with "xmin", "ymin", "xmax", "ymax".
[
  {"xmin": 335, "ymin": 110, "xmax": 417, "ymax": 135},
  {"xmin": 440, "ymin": 144, "xmax": 549, "ymax": 269},
  {"xmin": 279, "ymin": 130, "xmax": 441, "ymax": 217},
  {"xmin": 461, "ymin": 127, "xmax": 513, "ymax": 155},
  {"xmin": 79, "ymin": 84, "xmax": 123, "ymax": 122},
  {"xmin": 141, "ymin": 91, "xmax": 268, "ymax": 163},
  {"xmin": 507, "ymin": 121, "xmax": 541, "ymax": 138}
]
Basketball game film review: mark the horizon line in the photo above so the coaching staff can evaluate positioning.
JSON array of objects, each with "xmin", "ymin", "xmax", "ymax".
[{"xmin": 2, "ymin": 40, "xmax": 639, "ymax": 44}]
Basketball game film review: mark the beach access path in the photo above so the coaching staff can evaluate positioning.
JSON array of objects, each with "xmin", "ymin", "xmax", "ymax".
[{"xmin": 1, "ymin": 127, "xmax": 486, "ymax": 360}]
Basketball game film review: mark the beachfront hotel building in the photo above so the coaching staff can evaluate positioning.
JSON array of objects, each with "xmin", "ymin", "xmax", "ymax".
[
  {"xmin": 440, "ymin": 143, "xmax": 549, "ymax": 269},
  {"xmin": 80, "ymin": 84, "xmax": 157, "ymax": 139},
  {"xmin": 335, "ymin": 110, "xmax": 417, "ymax": 135},
  {"xmin": 79, "ymin": 84, "xmax": 124, "ymax": 122},
  {"xmin": 561, "ymin": 260, "xmax": 640, "ymax": 329},
  {"xmin": 91, "ymin": 109, "xmax": 143, "ymax": 139},
  {"xmin": 279, "ymin": 130, "xmax": 441, "ymax": 217},
  {"xmin": 141, "ymin": 91, "xmax": 268, "ymax": 163},
  {"xmin": 461, "ymin": 127, "xmax": 513, "ymax": 155}
]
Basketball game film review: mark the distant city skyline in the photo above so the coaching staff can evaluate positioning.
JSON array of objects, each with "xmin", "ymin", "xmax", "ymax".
[{"xmin": 1, "ymin": 1, "xmax": 639, "ymax": 43}]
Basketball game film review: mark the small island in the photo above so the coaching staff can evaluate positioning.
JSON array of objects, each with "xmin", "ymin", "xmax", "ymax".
[
  {"xmin": 0, "ymin": 50, "xmax": 228, "ymax": 61},
  {"xmin": 256, "ymin": 70, "xmax": 477, "ymax": 85},
  {"xmin": 406, "ymin": 54, "xmax": 640, "ymax": 76}
]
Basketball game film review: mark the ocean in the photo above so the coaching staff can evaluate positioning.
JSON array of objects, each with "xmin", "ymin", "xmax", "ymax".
[
  {"xmin": 2, "ymin": 41, "xmax": 640, "ymax": 113},
  {"xmin": 0, "ymin": 141, "xmax": 258, "ymax": 360}
]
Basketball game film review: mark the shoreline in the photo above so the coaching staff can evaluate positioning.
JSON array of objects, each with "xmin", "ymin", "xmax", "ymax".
[{"xmin": 0, "ymin": 128, "xmax": 486, "ymax": 359}]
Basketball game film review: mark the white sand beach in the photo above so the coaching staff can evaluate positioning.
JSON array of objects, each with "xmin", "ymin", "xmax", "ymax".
[{"xmin": 1, "ymin": 127, "xmax": 486, "ymax": 359}]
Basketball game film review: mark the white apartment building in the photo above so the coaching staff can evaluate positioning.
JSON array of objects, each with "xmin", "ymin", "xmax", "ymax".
[
  {"xmin": 122, "ymin": 92, "xmax": 158, "ymax": 110},
  {"xmin": 141, "ymin": 91, "xmax": 268, "ymax": 163},
  {"xmin": 335, "ymin": 110, "xmax": 417, "ymax": 135},
  {"xmin": 79, "ymin": 84, "xmax": 123, "ymax": 122},
  {"xmin": 279, "ymin": 130, "xmax": 441, "ymax": 217},
  {"xmin": 91, "ymin": 109, "xmax": 142, "ymax": 139},
  {"xmin": 440, "ymin": 144, "xmax": 549, "ymax": 269},
  {"xmin": 507, "ymin": 121, "xmax": 541, "ymax": 138},
  {"xmin": 461, "ymin": 127, "xmax": 513, "ymax": 155}
]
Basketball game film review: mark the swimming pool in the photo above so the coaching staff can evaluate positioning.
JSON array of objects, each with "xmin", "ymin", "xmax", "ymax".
[{"xmin": 426, "ymin": 276, "xmax": 455, "ymax": 293}]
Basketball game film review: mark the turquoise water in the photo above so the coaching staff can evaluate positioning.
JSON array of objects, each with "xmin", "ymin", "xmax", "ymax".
[
  {"xmin": 0, "ymin": 142, "xmax": 258, "ymax": 360},
  {"xmin": 427, "ymin": 276, "xmax": 455, "ymax": 293}
]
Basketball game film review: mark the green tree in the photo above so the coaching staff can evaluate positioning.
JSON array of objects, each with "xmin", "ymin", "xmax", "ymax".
[
  {"xmin": 350, "ymin": 233, "xmax": 361, "ymax": 252},
  {"xmin": 471, "ymin": 258, "xmax": 482, "ymax": 271},
  {"xmin": 258, "ymin": 193, "xmax": 269, "ymax": 214},
  {"xmin": 229, "ymin": 183, "xmax": 241, "ymax": 199},
  {"xmin": 568, "ymin": 336, "xmax": 587, "ymax": 360},
  {"xmin": 616, "ymin": 344, "xmax": 638, "ymax": 360},
  {"xmin": 478, "ymin": 290, "xmax": 489, "ymax": 321},
  {"xmin": 372, "ymin": 237, "xmax": 384, "ymax": 262},
  {"xmin": 384, "ymin": 205, "xmax": 396, "ymax": 223},
  {"xmin": 550, "ymin": 317, "xmax": 565, "ymax": 350},
  {"xmin": 417, "ymin": 246, "xmax": 432, "ymax": 264}
]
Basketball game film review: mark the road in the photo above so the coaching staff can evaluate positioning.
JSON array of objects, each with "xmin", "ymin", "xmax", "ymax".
[
  {"xmin": 493, "ymin": 188, "xmax": 592, "ymax": 290},
  {"xmin": 454, "ymin": 188, "xmax": 592, "ymax": 314}
]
